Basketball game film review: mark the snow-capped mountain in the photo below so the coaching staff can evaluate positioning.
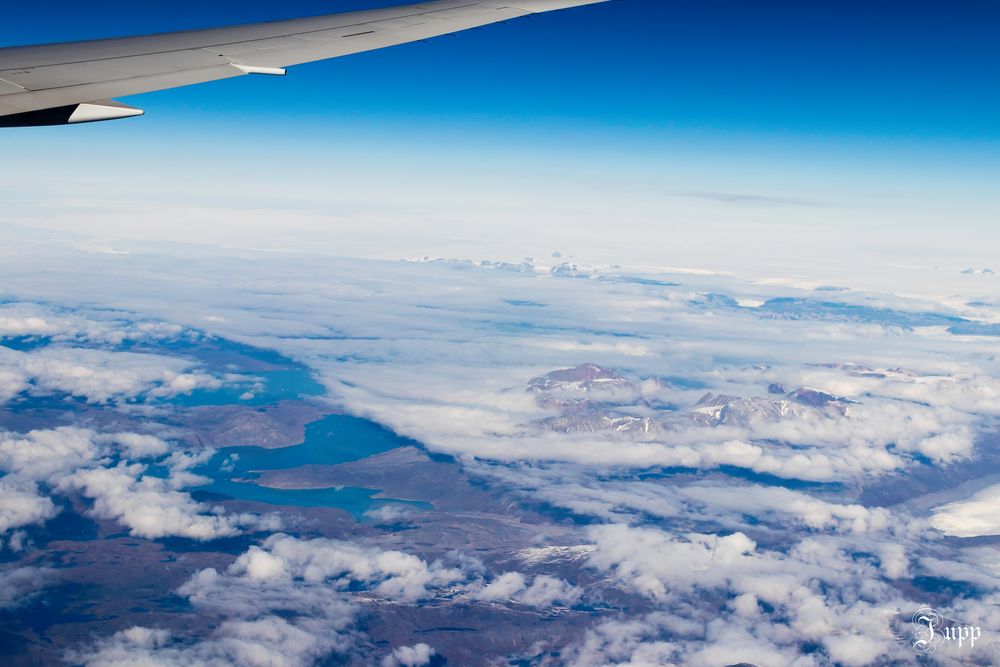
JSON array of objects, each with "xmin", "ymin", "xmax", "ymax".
[{"xmin": 528, "ymin": 363, "xmax": 635, "ymax": 395}]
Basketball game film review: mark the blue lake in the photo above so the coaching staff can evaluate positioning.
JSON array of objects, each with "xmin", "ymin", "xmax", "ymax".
[
  {"xmin": 5, "ymin": 331, "xmax": 431, "ymax": 519},
  {"xmin": 193, "ymin": 413, "xmax": 432, "ymax": 518},
  {"xmin": 159, "ymin": 337, "xmax": 425, "ymax": 516}
]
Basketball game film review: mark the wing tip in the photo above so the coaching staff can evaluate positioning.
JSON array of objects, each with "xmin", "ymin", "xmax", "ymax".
[{"xmin": 509, "ymin": 0, "xmax": 611, "ymax": 13}]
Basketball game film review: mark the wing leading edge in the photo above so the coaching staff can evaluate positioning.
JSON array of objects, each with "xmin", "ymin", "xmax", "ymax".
[{"xmin": 0, "ymin": 0, "xmax": 607, "ymax": 127}]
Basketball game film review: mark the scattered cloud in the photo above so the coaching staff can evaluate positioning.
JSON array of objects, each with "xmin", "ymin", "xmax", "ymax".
[
  {"xmin": 382, "ymin": 643, "xmax": 436, "ymax": 667},
  {"xmin": 0, "ymin": 480, "xmax": 58, "ymax": 538},
  {"xmin": 186, "ymin": 534, "xmax": 466, "ymax": 604},
  {"xmin": 0, "ymin": 427, "xmax": 272, "ymax": 542},
  {"xmin": 4, "ymin": 243, "xmax": 1000, "ymax": 664},
  {"xmin": 472, "ymin": 571, "xmax": 581, "ymax": 608},
  {"xmin": 579, "ymin": 524, "xmax": 916, "ymax": 666},
  {"xmin": 932, "ymin": 483, "xmax": 1000, "ymax": 538},
  {"xmin": 80, "ymin": 535, "xmax": 476, "ymax": 666},
  {"xmin": 0, "ymin": 566, "xmax": 53, "ymax": 610},
  {"xmin": 78, "ymin": 616, "xmax": 354, "ymax": 667},
  {"xmin": 58, "ymin": 464, "xmax": 253, "ymax": 541}
]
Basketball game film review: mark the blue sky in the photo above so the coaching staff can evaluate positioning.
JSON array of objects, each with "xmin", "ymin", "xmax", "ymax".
[
  {"xmin": 4, "ymin": 0, "xmax": 999, "ymax": 141},
  {"xmin": 2, "ymin": 1, "xmax": 999, "ymax": 273}
]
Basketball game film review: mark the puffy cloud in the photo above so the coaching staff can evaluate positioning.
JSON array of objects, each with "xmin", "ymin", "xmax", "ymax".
[
  {"xmin": 76, "ymin": 538, "xmax": 386, "ymax": 666},
  {"xmin": 586, "ymin": 526, "xmax": 760, "ymax": 601},
  {"xmin": 0, "ymin": 302, "xmax": 186, "ymax": 346},
  {"xmin": 0, "ymin": 427, "xmax": 101, "ymax": 481},
  {"xmin": 81, "ymin": 535, "xmax": 474, "ymax": 666},
  {"xmin": 566, "ymin": 608, "xmax": 916, "ymax": 667},
  {"xmin": 0, "ymin": 427, "xmax": 269, "ymax": 541},
  {"xmin": 931, "ymin": 483, "xmax": 1000, "ymax": 538},
  {"xmin": 0, "ymin": 304, "xmax": 230, "ymax": 410},
  {"xmin": 186, "ymin": 534, "xmax": 466, "ymax": 603},
  {"xmin": 472, "ymin": 571, "xmax": 581, "ymax": 608},
  {"xmin": 16, "ymin": 348, "xmax": 220, "ymax": 404},
  {"xmin": 518, "ymin": 575, "xmax": 582, "ymax": 608},
  {"xmin": 363, "ymin": 504, "xmax": 416, "ymax": 524},
  {"xmin": 0, "ymin": 325, "xmax": 224, "ymax": 405},
  {"xmin": 97, "ymin": 432, "xmax": 171, "ymax": 460},
  {"xmin": 878, "ymin": 543, "xmax": 910, "ymax": 579},
  {"xmin": 0, "ymin": 566, "xmax": 52, "ymax": 610},
  {"xmin": 114, "ymin": 626, "xmax": 171, "ymax": 649},
  {"xmin": 382, "ymin": 643, "xmax": 436, "ymax": 667},
  {"xmin": 3, "ymin": 530, "xmax": 30, "ymax": 552},
  {"xmin": 475, "ymin": 571, "xmax": 527, "ymax": 602},
  {"xmin": 0, "ymin": 314, "xmax": 54, "ymax": 337},
  {"xmin": 564, "ymin": 613, "xmax": 699, "ymax": 667},
  {"xmin": 0, "ymin": 367, "xmax": 27, "ymax": 403},
  {"xmin": 0, "ymin": 428, "xmax": 92, "ymax": 538},
  {"xmin": 0, "ymin": 480, "xmax": 59, "ymax": 537},
  {"xmin": 875, "ymin": 373, "xmax": 1000, "ymax": 418},
  {"xmin": 58, "ymin": 464, "xmax": 250, "ymax": 541},
  {"xmin": 78, "ymin": 616, "xmax": 353, "ymax": 667},
  {"xmin": 580, "ymin": 525, "xmax": 914, "ymax": 666}
]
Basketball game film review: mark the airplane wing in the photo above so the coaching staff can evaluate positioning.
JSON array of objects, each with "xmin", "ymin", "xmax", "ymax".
[{"xmin": 0, "ymin": 0, "xmax": 607, "ymax": 127}]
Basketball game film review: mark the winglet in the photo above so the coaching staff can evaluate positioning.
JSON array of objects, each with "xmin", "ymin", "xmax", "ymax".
[
  {"xmin": 0, "ymin": 99, "xmax": 144, "ymax": 127},
  {"xmin": 68, "ymin": 100, "xmax": 144, "ymax": 124},
  {"xmin": 232, "ymin": 64, "xmax": 288, "ymax": 76}
]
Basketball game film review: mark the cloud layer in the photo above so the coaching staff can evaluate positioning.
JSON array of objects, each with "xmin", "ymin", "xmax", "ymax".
[{"xmin": 3, "ymin": 241, "xmax": 1000, "ymax": 665}]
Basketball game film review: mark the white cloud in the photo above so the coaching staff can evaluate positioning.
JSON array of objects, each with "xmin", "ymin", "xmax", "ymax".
[
  {"xmin": 0, "ymin": 427, "xmax": 101, "ymax": 481},
  {"xmin": 0, "ymin": 304, "xmax": 227, "ymax": 406},
  {"xmin": 0, "ymin": 566, "xmax": 52, "ymax": 610},
  {"xmin": 580, "ymin": 524, "xmax": 914, "ymax": 666},
  {"xmin": 877, "ymin": 543, "xmax": 910, "ymax": 579},
  {"xmin": 197, "ymin": 534, "xmax": 466, "ymax": 603},
  {"xmin": 931, "ymin": 483, "xmax": 1000, "ymax": 538},
  {"xmin": 0, "ymin": 428, "xmax": 101, "ymax": 540},
  {"xmin": 3, "ymin": 240, "xmax": 996, "ymax": 487},
  {"xmin": 518, "ymin": 575, "xmax": 582, "ymax": 608},
  {"xmin": 472, "ymin": 571, "xmax": 581, "ymax": 608},
  {"xmin": 18, "ymin": 348, "xmax": 220, "ymax": 404},
  {"xmin": 564, "ymin": 613, "xmax": 700, "ymax": 667},
  {"xmin": 0, "ymin": 314, "xmax": 54, "ymax": 337},
  {"xmin": 363, "ymin": 504, "xmax": 415, "ymax": 524},
  {"xmin": 0, "ymin": 302, "xmax": 185, "ymax": 346},
  {"xmin": 5, "ymin": 230, "xmax": 1000, "ymax": 665},
  {"xmin": 0, "ymin": 427, "xmax": 269, "ymax": 541},
  {"xmin": 58, "ymin": 464, "xmax": 250, "ymax": 541},
  {"xmin": 98, "ymin": 432, "xmax": 171, "ymax": 460},
  {"xmin": 0, "ymin": 480, "xmax": 59, "ymax": 537},
  {"xmin": 81, "ymin": 535, "xmax": 477, "ymax": 666},
  {"xmin": 586, "ymin": 525, "xmax": 759, "ymax": 601},
  {"xmin": 79, "ymin": 616, "xmax": 353, "ymax": 667},
  {"xmin": 475, "ymin": 571, "xmax": 527, "ymax": 602},
  {"xmin": 0, "ymin": 367, "xmax": 28, "ymax": 403},
  {"xmin": 477, "ymin": 464, "xmax": 892, "ymax": 536},
  {"xmin": 676, "ymin": 484, "xmax": 890, "ymax": 534},
  {"xmin": 382, "ymin": 643, "xmax": 436, "ymax": 667}
]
